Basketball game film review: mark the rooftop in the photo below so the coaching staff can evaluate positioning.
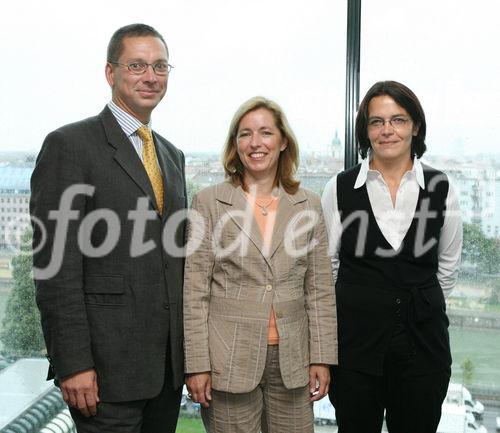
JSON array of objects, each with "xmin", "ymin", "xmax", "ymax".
[{"xmin": 0, "ymin": 358, "xmax": 51, "ymax": 429}]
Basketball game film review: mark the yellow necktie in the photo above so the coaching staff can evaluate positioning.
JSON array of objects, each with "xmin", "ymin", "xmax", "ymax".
[{"xmin": 136, "ymin": 126, "xmax": 164, "ymax": 215}]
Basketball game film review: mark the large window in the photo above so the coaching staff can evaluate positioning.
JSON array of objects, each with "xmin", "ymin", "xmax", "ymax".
[
  {"xmin": 0, "ymin": 1, "xmax": 346, "ymax": 431},
  {"xmin": 361, "ymin": 1, "xmax": 500, "ymax": 431},
  {"xmin": 2, "ymin": 1, "xmax": 497, "ymax": 431}
]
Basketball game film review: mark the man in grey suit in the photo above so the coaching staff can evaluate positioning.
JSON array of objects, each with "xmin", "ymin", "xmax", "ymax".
[{"xmin": 30, "ymin": 23, "xmax": 186, "ymax": 433}]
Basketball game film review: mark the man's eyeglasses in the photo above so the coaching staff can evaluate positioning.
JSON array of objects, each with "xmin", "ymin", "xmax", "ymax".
[
  {"xmin": 108, "ymin": 61, "xmax": 174, "ymax": 76},
  {"xmin": 367, "ymin": 116, "xmax": 411, "ymax": 130}
]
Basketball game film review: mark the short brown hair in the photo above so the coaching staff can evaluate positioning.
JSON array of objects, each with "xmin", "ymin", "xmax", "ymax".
[
  {"xmin": 356, "ymin": 80, "xmax": 427, "ymax": 159},
  {"xmin": 222, "ymin": 96, "xmax": 300, "ymax": 194},
  {"xmin": 107, "ymin": 23, "xmax": 169, "ymax": 62}
]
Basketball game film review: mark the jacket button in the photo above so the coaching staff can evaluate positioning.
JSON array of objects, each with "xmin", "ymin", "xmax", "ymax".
[
  {"xmin": 164, "ymin": 261, "xmax": 169, "ymax": 269},
  {"xmin": 275, "ymin": 311, "xmax": 283, "ymax": 319},
  {"xmin": 163, "ymin": 302, "xmax": 170, "ymax": 310},
  {"xmin": 395, "ymin": 298, "xmax": 402, "ymax": 305},
  {"xmin": 265, "ymin": 284, "xmax": 272, "ymax": 291}
]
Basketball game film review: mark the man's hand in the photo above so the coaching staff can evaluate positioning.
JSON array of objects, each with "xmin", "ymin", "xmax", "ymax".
[
  {"xmin": 60, "ymin": 368, "xmax": 99, "ymax": 417},
  {"xmin": 309, "ymin": 364, "xmax": 330, "ymax": 402},
  {"xmin": 186, "ymin": 372, "xmax": 212, "ymax": 408}
]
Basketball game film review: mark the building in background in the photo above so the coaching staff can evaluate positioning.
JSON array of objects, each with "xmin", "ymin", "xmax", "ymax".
[
  {"xmin": 426, "ymin": 156, "xmax": 500, "ymax": 238},
  {"xmin": 0, "ymin": 166, "xmax": 32, "ymax": 251}
]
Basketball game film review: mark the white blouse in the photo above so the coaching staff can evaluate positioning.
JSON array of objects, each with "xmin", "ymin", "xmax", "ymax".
[{"xmin": 321, "ymin": 157, "xmax": 463, "ymax": 298}]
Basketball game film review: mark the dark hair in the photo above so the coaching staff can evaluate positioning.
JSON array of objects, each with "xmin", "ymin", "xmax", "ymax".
[
  {"xmin": 107, "ymin": 23, "xmax": 169, "ymax": 62},
  {"xmin": 222, "ymin": 96, "xmax": 300, "ymax": 194},
  {"xmin": 356, "ymin": 80, "xmax": 427, "ymax": 159}
]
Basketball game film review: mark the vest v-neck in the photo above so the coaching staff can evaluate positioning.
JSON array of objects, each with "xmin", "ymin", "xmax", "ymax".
[{"xmin": 360, "ymin": 183, "xmax": 424, "ymax": 254}]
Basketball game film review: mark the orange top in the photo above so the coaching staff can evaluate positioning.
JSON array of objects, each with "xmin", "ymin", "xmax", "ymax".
[{"xmin": 247, "ymin": 193, "xmax": 280, "ymax": 345}]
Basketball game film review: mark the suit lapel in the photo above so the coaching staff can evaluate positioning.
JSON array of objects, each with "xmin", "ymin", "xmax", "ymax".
[
  {"xmin": 215, "ymin": 182, "xmax": 309, "ymax": 267},
  {"xmin": 268, "ymin": 185, "xmax": 308, "ymax": 259},
  {"xmin": 215, "ymin": 182, "xmax": 266, "ymax": 260},
  {"xmin": 99, "ymin": 107, "xmax": 159, "ymax": 215},
  {"xmin": 153, "ymin": 132, "xmax": 178, "ymax": 220}
]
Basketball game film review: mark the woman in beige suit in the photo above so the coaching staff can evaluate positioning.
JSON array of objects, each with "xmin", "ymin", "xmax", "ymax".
[{"xmin": 183, "ymin": 96, "xmax": 337, "ymax": 433}]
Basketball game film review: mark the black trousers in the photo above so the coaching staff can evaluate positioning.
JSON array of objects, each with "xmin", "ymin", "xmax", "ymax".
[
  {"xmin": 329, "ymin": 323, "xmax": 450, "ymax": 433},
  {"xmin": 69, "ymin": 355, "xmax": 181, "ymax": 433}
]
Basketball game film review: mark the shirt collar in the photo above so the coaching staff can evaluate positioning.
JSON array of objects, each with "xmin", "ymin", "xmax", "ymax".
[
  {"xmin": 107, "ymin": 100, "xmax": 152, "ymax": 137},
  {"xmin": 354, "ymin": 156, "xmax": 371, "ymax": 189},
  {"xmin": 354, "ymin": 153, "xmax": 426, "ymax": 190},
  {"xmin": 413, "ymin": 157, "xmax": 426, "ymax": 189}
]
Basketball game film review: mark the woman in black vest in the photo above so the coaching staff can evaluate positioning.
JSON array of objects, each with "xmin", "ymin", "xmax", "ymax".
[{"xmin": 321, "ymin": 81, "xmax": 462, "ymax": 433}]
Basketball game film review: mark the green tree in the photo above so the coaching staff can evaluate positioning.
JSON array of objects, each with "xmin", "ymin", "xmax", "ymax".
[
  {"xmin": 460, "ymin": 357, "xmax": 475, "ymax": 387},
  {"xmin": 187, "ymin": 178, "xmax": 202, "ymax": 206},
  {"xmin": 462, "ymin": 223, "xmax": 484, "ymax": 269},
  {"xmin": 488, "ymin": 279, "xmax": 500, "ymax": 305},
  {"xmin": 462, "ymin": 223, "xmax": 500, "ymax": 278},
  {"xmin": 0, "ymin": 229, "xmax": 45, "ymax": 358}
]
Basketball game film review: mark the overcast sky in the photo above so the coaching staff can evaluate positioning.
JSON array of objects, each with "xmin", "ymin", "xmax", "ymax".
[{"xmin": 1, "ymin": 0, "xmax": 499, "ymax": 156}]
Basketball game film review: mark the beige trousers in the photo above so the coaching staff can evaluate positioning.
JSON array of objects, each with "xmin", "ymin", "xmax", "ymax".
[{"xmin": 201, "ymin": 345, "xmax": 314, "ymax": 433}]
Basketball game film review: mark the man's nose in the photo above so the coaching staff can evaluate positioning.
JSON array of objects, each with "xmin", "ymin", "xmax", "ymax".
[{"xmin": 142, "ymin": 65, "xmax": 158, "ymax": 82}]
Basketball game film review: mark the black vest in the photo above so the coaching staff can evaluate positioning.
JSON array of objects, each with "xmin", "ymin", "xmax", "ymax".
[{"xmin": 335, "ymin": 163, "xmax": 452, "ymax": 376}]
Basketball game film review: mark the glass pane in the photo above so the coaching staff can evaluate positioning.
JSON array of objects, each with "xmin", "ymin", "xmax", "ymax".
[
  {"xmin": 0, "ymin": 1, "xmax": 346, "ymax": 431},
  {"xmin": 174, "ymin": 0, "xmax": 347, "ymax": 198},
  {"xmin": 362, "ymin": 1, "xmax": 500, "ymax": 431}
]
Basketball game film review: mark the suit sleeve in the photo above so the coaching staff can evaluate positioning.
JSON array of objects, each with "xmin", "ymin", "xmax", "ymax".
[
  {"xmin": 30, "ymin": 129, "xmax": 94, "ymax": 379},
  {"xmin": 304, "ymin": 194, "xmax": 338, "ymax": 365},
  {"xmin": 183, "ymin": 192, "xmax": 215, "ymax": 373},
  {"xmin": 180, "ymin": 150, "xmax": 188, "ymax": 209}
]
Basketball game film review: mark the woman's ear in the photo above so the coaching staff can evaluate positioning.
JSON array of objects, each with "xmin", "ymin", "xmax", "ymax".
[{"xmin": 280, "ymin": 138, "xmax": 288, "ymax": 152}]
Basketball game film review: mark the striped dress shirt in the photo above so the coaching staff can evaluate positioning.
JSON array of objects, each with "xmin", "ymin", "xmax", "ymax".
[{"xmin": 107, "ymin": 100, "xmax": 158, "ymax": 165}]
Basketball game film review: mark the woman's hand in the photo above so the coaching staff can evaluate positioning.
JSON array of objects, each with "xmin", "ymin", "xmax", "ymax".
[
  {"xmin": 186, "ymin": 372, "xmax": 212, "ymax": 408},
  {"xmin": 309, "ymin": 364, "xmax": 330, "ymax": 402}
]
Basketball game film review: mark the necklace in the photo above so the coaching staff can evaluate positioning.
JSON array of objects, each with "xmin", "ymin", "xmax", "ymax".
[{"xmin": 255, "ymin": 196, "xmax": 276, "ymax": 216}]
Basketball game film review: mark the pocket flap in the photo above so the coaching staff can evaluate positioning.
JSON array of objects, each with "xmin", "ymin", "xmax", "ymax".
[{"xmin": 84, "ymin": 275, "xmax": 124, "ymax": 294}]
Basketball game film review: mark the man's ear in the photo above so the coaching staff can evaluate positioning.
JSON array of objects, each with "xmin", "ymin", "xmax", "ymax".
[{"xmin": 105, "ymin": 63, "xmax": 115, "ymax": 88}]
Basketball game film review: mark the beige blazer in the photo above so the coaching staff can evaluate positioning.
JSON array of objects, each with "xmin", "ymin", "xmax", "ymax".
[{"xmin": 183, "ymin": 181, "xmax": 337, "ymax": 393}]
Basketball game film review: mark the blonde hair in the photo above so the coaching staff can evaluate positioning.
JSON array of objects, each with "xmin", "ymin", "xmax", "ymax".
[{"xmin": 222, "ymin": 96, "xmax": 300, "ymax": 194}]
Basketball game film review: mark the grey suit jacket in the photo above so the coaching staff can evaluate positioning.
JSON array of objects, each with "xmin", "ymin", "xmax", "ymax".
[
  {"xmin": 183, "ymin": 181, "xmax": 337, "ymax": 393},
  {"xmin": 30, "ymin": 106, "xmax": 186, "ymax": 402}
]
